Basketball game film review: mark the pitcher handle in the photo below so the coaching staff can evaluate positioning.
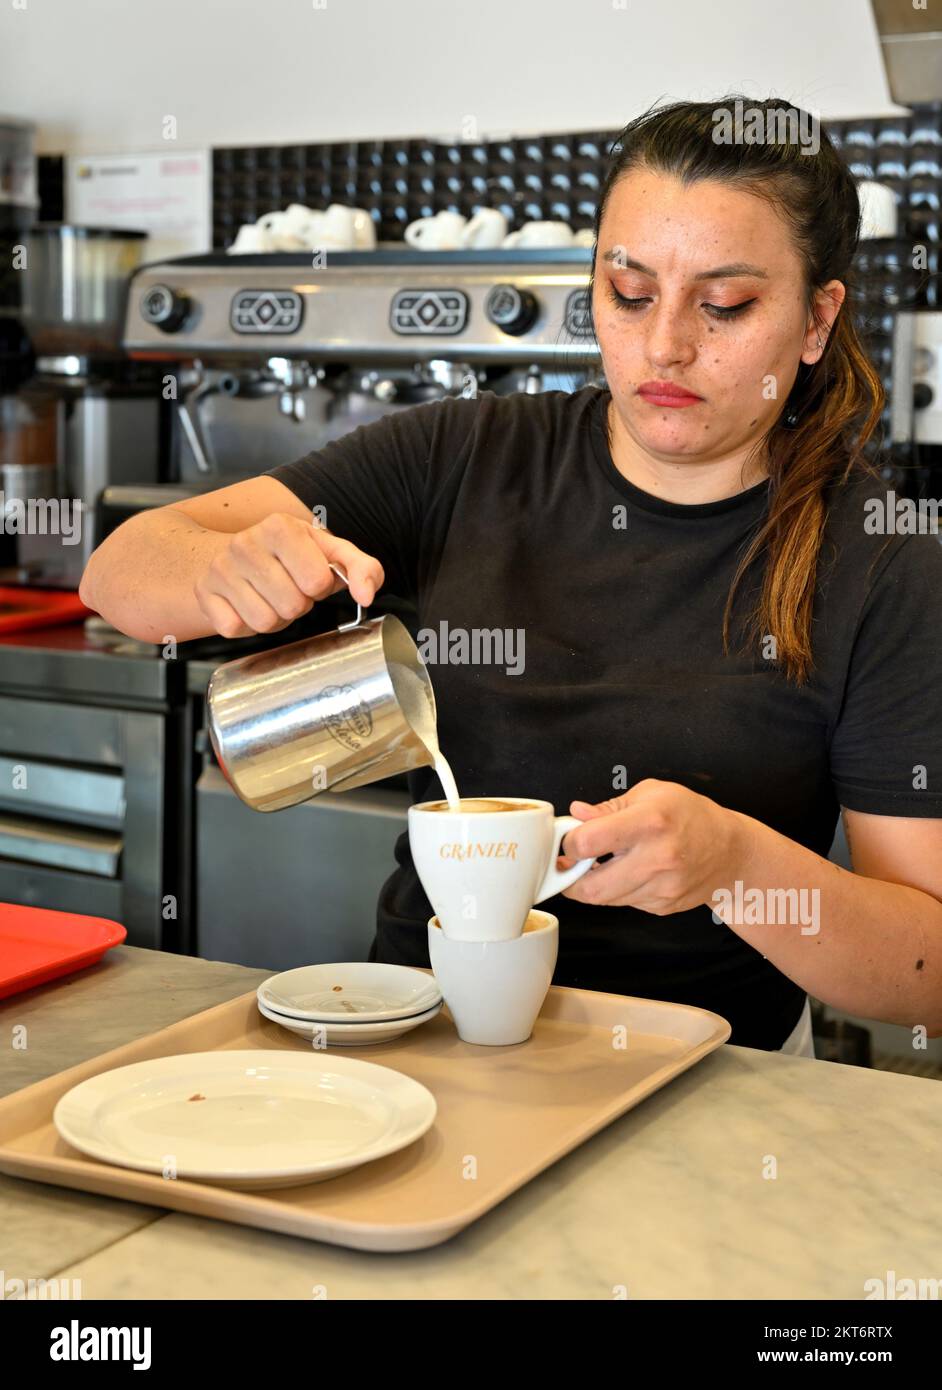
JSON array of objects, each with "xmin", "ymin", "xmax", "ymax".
[{"xmin": 328, "ymin": 562, "xmax": 365, "ymax": 632}]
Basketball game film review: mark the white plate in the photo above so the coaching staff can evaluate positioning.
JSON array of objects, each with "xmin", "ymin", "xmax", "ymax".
[
  {"xmin": 257, "ymin": 963, "xmax": 441, "ymax": 1023},
  {"xmin": 53, "ymin": 1050, "xmax": 436, "ymax": 1190},
  {"xmin": 257, "ymin": 996, "xmax": 442, "ymax": 1044}
]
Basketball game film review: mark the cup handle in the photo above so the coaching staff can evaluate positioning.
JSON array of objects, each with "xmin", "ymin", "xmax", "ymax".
[{"xmin": 534, "ymin": 815, "xmax": 596, "ymax": 902}]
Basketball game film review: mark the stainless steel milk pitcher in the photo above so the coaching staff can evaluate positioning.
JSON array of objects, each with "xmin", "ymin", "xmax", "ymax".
[{"xmin": 206, "ymin": 565, "xmax": 438, "ymax": 811}]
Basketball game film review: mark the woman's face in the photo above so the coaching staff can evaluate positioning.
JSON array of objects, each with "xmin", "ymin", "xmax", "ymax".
[{"xmin": 593, "ymin": 167, "xmax": 844, "ymax": 464}]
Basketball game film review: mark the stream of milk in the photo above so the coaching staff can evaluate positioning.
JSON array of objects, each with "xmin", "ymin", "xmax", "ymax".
[{"xmin": 388, "ymin": 661, "xmax": 460, "ymax": 808}]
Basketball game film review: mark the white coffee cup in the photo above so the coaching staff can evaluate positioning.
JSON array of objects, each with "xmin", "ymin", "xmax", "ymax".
[
  {"xmin": 857, "ymin": 180, "xmax": 898, "ymax": 240},
  {"xmin": 305, "ymin": 203, "xmax": 362, "ymax": 250},
  {"xmin": 461, "ymin": 207, "xmax": 508, "ymax": 249},
  {"xmin": 251, "ymin": 203, "xmax": 375, "ymax": 253},
  {"xmin": 229, "ymin": 223, "xmax": 276, "ymax": 253},
  {"xmin": 282, "ymin": 203, "xmax": 318, "ymax": 239},
  {"xmin": 350, "ymin": 206, "xmax": 377, "ymax": 249},
  {"xmin": 255, "ymin": 210, "xmax": 307, "ymax": 250},
  {"xmin": 428, "ymin": 908, "xmax": 558, "ymax": 1045},
  {"xmin": 408, "ymin": 796, "xmax": 595, "ymax": 942},
  {"xmin": 405, "ymin": 211, "xmax": 468, "ymax": 250},
  {"xmin": 502, "ymin": 221, "xmax": 574, "ymax": 248}
]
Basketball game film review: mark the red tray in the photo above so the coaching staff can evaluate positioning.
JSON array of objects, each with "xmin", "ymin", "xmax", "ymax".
[
  {"xmin": 0, "ymin": 587, "xmax": 90, "ymax": 635},
  {"xmin": 0, "ymin": 905, "xmax": 126, "ymax": 1000}
]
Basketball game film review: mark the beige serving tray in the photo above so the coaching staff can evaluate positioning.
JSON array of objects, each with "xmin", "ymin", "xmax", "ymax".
[{"xmin": 0, "ymin": 985, "xmax": 729, "ymax": 1252}]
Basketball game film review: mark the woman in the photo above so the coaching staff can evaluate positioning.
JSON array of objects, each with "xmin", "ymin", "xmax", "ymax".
[{"xmin": 81, "ymin": 97, "xmax": 942, "ymax": 1055}]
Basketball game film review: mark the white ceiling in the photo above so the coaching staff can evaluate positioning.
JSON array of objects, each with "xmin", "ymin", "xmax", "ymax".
[{"xmin": 0, "ymin": 0, "xmax": 907, "ymax": 156}]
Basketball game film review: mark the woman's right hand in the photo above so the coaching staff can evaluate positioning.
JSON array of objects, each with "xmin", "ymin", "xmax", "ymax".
[{"xmin": 194, "ymin": 514, "xmax": 385, "ymax": 638}]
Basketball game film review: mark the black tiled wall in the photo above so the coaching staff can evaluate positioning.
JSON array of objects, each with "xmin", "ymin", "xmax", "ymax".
[
  {"xmin": 826, "ymin": 109, "xmax": 942, "ymax": 425},
  {"xmin": 210, "ymin": 131, "xmax": 610, "ymax": 249}
]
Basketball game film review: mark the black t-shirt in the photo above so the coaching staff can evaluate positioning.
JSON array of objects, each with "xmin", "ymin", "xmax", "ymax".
[{"xmin": 265, "ymin": 384, "xmax": 942, "ymax": 1049}]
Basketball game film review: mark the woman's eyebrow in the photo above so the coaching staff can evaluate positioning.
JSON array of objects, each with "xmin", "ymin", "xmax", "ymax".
[
  {"xmin": 693, "ymin": 262, "xmax": 768, "ymax": 281},
  {"xmin": 601, "ymin": 250, "xmax": 768, "ymax": 281}
]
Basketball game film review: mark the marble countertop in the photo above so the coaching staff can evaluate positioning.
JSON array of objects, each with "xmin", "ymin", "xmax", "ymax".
[{"xmin": 2, "ymin": 944, "xmax": 940, "ymax": 1300}]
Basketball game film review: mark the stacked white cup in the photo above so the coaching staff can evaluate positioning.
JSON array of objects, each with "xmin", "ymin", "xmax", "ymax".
[
  {"xmin": 229, "ymin": 203, "xmax": 377, "ymax": 253},
  {"xmin": 408, "ymin": 797, "xmax": 596, "ymax": 1044}
]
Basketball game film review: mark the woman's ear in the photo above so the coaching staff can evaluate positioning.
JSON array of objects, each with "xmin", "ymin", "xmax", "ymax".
[{"xmin": 800, "ymin": 280, "xmax": 846, "ymax": 365}]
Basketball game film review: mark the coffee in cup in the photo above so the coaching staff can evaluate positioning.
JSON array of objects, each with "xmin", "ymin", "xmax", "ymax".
[
  {"xmin": 421, "ymin": 797, "xmax": 542, "ymax": 814},
  {"xmin": 408, "ymin": 796, "xmax": 595, "ymax": 942}
]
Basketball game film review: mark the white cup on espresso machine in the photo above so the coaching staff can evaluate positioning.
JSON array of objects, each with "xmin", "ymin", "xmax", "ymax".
[{"xmin": 206, "ymin": 565, "xmax": 441, "ymax": 811}]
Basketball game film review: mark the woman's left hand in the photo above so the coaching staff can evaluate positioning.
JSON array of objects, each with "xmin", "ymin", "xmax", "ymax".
[{"xmin": 559, "ymin": 778, "xmax": 749, "ymax": 913}]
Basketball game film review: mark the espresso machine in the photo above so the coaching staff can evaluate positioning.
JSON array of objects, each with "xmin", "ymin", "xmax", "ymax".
[{"xmin": 116, "ymin": 246, "xmax": 603, "ymax": 517}]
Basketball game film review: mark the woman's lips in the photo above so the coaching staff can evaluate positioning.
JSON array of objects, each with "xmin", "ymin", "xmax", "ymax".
[{"xmin": 637, "ymin": 380, "xmax": 703, "ymax": 408}]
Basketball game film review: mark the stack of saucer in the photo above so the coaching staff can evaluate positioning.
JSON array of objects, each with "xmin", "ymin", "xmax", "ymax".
[{"xmin": 256, "ymin": 963, "xmax": 442, "ymax": 1046}]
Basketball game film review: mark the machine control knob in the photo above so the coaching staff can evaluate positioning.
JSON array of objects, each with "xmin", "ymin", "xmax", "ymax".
[
  {"xmin": 913, "ymin": 382, "xmax": 934, "ymax": 411},
  {"xmin": 485, "ymin": 283, "xmax": 538, "ymax": 336},
  {"xmin": 141, "ymin": 284, "xmax": 190, "ymax": 333}
]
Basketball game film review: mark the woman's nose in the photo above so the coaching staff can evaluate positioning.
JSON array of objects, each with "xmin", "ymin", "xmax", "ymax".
[{"xmin": 645, "ymin": 308, "xmax": 697, "ymax": 366}]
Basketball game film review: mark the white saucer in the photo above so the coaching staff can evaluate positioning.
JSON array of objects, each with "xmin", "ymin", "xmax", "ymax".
[
  {"xmin": 53, "ymin": 1050, "xmax": 436, "ymax": 1189},
  {"xmin": 257, "ymin": 996, "xmax": 442, "ymax": 1044},
  {"xmin": 261, "ymin": 996, "xmax": 438, "ymax": 1025},
  {"xmin": 257, "ymin": 962, "xmax": 441, "ymax": 1024}
]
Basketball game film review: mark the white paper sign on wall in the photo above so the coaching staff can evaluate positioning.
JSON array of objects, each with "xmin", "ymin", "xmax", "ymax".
[{"xmin": 66, "ymin": 150, "xmax": 211, "ymax": 260}]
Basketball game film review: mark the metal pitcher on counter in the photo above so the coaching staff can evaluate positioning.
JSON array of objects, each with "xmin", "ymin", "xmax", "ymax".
[{"xmin": 207, "ymin": 565, "xmax": 439, "ymax": 811}]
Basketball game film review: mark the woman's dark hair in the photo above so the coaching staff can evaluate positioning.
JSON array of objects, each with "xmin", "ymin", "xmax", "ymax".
[{"xmin": 590, "ymin": 96, "xmax": 885, "ymax": 684}]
